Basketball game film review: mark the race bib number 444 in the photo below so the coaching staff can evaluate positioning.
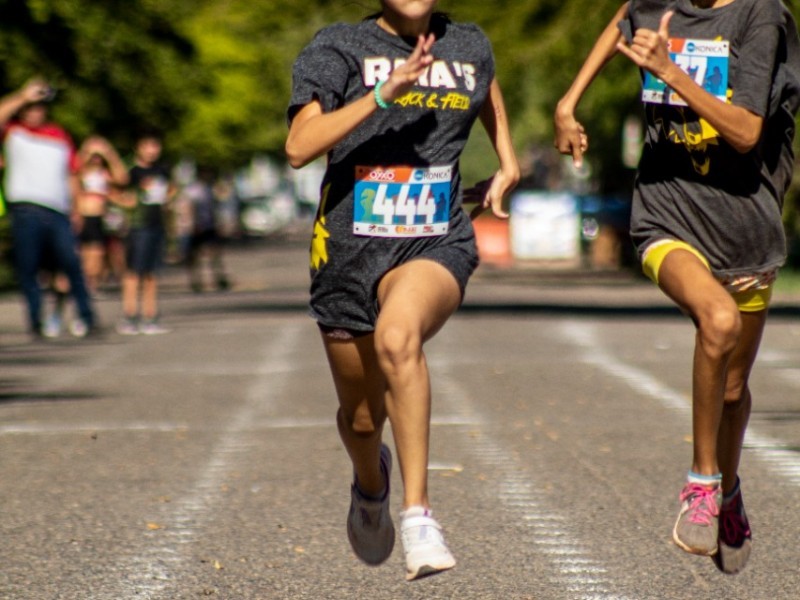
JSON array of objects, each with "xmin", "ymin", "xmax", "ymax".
[
  {"xmin": 353, "ymin": 166, "xmax": 452, "ymax": 238},
  {"xmin": 642, "ymin": 38, "xmax": 729, "ymax": 106}
]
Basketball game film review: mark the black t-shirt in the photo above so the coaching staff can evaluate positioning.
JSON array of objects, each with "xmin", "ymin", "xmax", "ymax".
[
  {"xmin": 288, "ymin": 14, "xmax": 495, "ymax": 330},
  {"xmin": 622, "ymin": 0, "xmax": 800, "ymax": 276},
  {"xmin": 129, "ymin": 163, "xmax": 171, "ymax": 229}
]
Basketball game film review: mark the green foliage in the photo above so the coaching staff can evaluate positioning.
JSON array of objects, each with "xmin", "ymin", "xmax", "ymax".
[
  {"xmin": 0, "ymin": 0, "xmax": 205, "ymax": 152},
  {"xmin": 1, "ymin": 0, "xmax": 800, "ymax": 182}
]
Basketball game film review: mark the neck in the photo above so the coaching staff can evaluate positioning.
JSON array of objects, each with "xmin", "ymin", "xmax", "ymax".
[
  {"xmin": 692, "ymin": 0, "xmax": 735, "ymax": 8},
  {"xmin": 377, "ymin": 10, "xmax": 432, "ymax": 38}
]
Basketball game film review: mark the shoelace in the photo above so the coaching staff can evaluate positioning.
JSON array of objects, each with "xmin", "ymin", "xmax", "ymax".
[
  {"xmin": 680, "ymin": 483, "xmax": 721, "ymax": 525},
  {"xmin": 719, "ymin": 496, "xmax": 750, "ymax": 545},
  {"xmin": 402, "ymin": 516, "xmax": 444, "ymax": 546}
]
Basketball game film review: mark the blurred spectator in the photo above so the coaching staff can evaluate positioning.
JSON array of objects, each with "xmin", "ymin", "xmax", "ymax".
[
  {"xmin": 117, "ymin": 130, "xmax": 175, "ymax": 335},
  {"xmin": 75, "ymin": 136, "xmax": 130, "ymax": 296},
  {"xmin": 0, "ymin": 79, "xmax": 98, "ymax": 338},
  {"xmin": 180, "ymin": 166, "xmax": 230, "ymax": 292}
]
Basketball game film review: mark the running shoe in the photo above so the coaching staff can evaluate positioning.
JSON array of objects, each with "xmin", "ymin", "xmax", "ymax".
[
  {"xmin": 69, "ymin": 318, "xmax": 89, "ymax": 338},
  {"xmin": 400, "ymin": 506, "xmax": 456, "ymax": 580},
  {"xmin": 116, "ymin": 317, "xmax": 139, "ymax": 336},
  {"xmin": 673, "ymin": 481, "xmax": 722, "ymax": 556},
  {"xmin": 713, "ymin": 482, "xmax": 752, "ymax": 575},
  {"xmin": 42, "ymin": 314, "xmax": 62, "ymax": 338},
  {"xmin": 346, "ymin": 443, "xmax": 395, "ymax": 565},
  {"xmin": 139, "ymin": 320, "xmax": 170, "ymax": 335}
]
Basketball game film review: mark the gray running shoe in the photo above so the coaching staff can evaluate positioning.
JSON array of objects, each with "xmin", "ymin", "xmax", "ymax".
[
  {"xmin": 713, "ymin": 482, "xmax": 752, "ymax": 574},
  {"xmin": 400, "ymin": 506, "xmax": 456, "ymax": 581},
  {"xmin": 346, "ymin": 443, "xmax": 394, "ymax": 565},
  {"xmin": 673, "ymin": 481, "xmax": 722, "ymax": 556}
]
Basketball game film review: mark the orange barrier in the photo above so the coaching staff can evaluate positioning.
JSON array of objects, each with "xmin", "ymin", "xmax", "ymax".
[{"xmin": 472, "ymin": 213, "xmax": 512, "ymax": 268}]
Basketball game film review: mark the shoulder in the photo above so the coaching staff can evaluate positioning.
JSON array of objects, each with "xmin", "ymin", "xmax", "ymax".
[
  {"xmin": 437, "ymin": 17, "xmax": 494, "ymax": 64},
  {"xmin": 305, "ymin": 22, "xmax": 361, "ymax": 49},
  {"xmin": 441, "ymin": 18, "xmax": 491, "ymax": 46},
  {"xmin": 295, "ymin": 22, "xmax": 361, "ymax": 68},
  {"xmin": 731, "ymin": 0, "xmax": 782, "ymax": 27}
]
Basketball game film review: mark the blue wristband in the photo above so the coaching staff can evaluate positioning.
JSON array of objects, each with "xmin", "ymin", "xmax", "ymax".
[{"xmin": 374, "ymin": 80, "xmax": 391, "ymax": 110}]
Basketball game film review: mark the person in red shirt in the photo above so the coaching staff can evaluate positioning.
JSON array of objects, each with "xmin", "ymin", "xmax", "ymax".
[{"xmin": 0, "ymin": 79, "xmax": 98, "ymax": 338}]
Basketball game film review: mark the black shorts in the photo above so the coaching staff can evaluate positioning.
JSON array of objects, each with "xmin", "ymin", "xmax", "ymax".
[
  {"xmin": 79, "ymin": 216, "xmax": 106, "ymax": 244},
  {"xmin": 125, "ymin": 227, "xmax": 164, "ymax": 275},
  {"xmin": 309, "ymin": 208, "xmax": 479, "ymax": 333}
]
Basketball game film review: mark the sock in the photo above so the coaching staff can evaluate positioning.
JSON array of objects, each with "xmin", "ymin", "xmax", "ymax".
[
  {"xmin": 687, "ymin": 470, "xmax": 722, "ymax": 486},
  {"xmin": 722, "ymin": 476, "xmax": 741, "ymax": 505}
]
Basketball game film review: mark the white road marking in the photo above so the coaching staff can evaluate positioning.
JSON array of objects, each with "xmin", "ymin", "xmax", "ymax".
[
  {"xmin": 96, "ymin": 324, "xmax": 303, "ymax": 600},
  {"xmin": 435, "ymin": 369, "xmax": 631, "ymax": 600},
  {"xmin": 560, "ymin": 321, "xmax": 800, "ymax": 487}
]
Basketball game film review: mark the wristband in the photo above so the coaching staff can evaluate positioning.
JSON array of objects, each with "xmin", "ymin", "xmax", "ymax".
[{"xmin": 374, "ymin": 80, "xmax": 391, "ymax": 110}]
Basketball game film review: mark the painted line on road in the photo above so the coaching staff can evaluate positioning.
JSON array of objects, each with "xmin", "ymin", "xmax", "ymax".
[
  {"xmin": 0, "ymin": 415, "xmax": 480, "ymax": 437},
  {"xmin": 96, "ymin": 324, "xmax": 303, "ymax": 600},
  {"xmin": 560, "ymin": 321, "xmax": 800, "ymax": 487},
  {"xmin": 436, "ymin": 372, "xmax": 631, "ymax": 600}
]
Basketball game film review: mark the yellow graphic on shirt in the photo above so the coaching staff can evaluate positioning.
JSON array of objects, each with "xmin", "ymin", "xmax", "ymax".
[
  {"xmin": 393, "ymin": 91, "xmax": 471, "ymax": 111},
  {"xmin": 653, "ymin": 106, "xmax": 721, "ymax": 176},
  {"xmin": 648, "ymin": 36, "xmax": 730, "ymax": 177},
  {"xmin": 310, "ymin": 183, "xmax": 331, "ymax": 270}
]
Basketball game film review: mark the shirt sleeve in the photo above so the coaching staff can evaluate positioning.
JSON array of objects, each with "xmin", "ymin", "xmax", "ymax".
[
  {"xmin": 733, "ymin": 22, "xmax": 781, "ymax": 117},
  {"xmin": 287, "ymin": 27, "xmax": 352, "ymax": 125}
]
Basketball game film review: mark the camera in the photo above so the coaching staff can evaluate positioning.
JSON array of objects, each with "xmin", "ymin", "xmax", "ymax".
[{"xmin": 40, "ymin": 85, "xmax": 57, "ymax": 102}]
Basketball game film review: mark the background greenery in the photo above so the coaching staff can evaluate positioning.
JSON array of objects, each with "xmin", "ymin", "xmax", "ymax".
[
  {"xmin": 0, "ymin": 0, "xmax": 713, "ymax": 174},
  {"xmin": 1, "ymin": 0, "xmax": 800, "ymax": 269}
]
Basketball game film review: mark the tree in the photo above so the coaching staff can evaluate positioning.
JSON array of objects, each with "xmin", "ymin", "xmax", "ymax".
[{"xmin": 0, "ymin": 0, "xmax": 205, "ymax": 152}]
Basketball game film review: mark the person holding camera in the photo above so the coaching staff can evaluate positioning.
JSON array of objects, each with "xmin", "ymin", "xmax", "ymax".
[{"xmin": 0, "ymin": 78, "xmax": 98, "ymax": 339}]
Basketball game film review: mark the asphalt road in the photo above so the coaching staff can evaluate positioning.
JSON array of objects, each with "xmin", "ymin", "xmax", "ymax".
[{"xmin": 1, "ymin": 234, "xmax": 799, "ymax": 600}]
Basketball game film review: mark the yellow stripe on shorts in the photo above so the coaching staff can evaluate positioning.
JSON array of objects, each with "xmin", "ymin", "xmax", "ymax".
[{"xmin": 641, "ymin": 240, "xmax": 772, "ymax": 312}]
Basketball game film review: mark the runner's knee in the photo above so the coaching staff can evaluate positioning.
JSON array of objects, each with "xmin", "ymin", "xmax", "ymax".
[
  {"xmin": 696, "ymin": 301, "xmax": 742, "ymax": 359},
  {"xmin": 374, "ymin": 322, "xmax": 421, "ymax": 374}
]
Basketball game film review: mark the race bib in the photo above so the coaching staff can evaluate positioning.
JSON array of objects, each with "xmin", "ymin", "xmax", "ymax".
[
  {"xmin": 353, "ymin": 166, "xmax": 451, "ymax": 238},
  {"xmin": 642, "ymin": 38, "xmax": 729, "ymax": 106}
]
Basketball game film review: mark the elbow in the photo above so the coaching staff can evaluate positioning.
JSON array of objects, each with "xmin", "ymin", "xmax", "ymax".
[
  {"xmin": 284, "ymin": 140, "xmax": 311, "ymax": 170},
  {"xmin": 731, "ymin": 134, "xmax": 759, "ymax": 154},
  {"xmin": 729, "ymin": 114, "xmax": 763, "ymax": 154}
]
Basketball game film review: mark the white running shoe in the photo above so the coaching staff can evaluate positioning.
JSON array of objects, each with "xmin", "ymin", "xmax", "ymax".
[
  {"xmin": 400, "ymin": 506, "xmax": 456, "ymax": 581},
  {"xmin": 69, "ymin": 318, "xmax": 89, "ymax": 338},
  {"xmin": 42, "ymin": 314, "xmax": 62, "ymax": 338},
  {"xmin": 116, "ymin": 317, "xmax": 139, "ymax": 336},
  {"xmin": 139, "ymin": 320, "xmax": 170, "ymax": 335},
  {"xmin": 346, "ymin": 444, "xmax": 395, "ymax": 565}
]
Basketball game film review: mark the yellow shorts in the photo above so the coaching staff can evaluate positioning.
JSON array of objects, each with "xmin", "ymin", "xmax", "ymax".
[{"xmin": 641, "ymin": 240, "xmax": 773, "ymax": 313}]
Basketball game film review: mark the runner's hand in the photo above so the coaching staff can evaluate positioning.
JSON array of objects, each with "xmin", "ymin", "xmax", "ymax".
[
  {"xmin": 616, "ymin": 11, "xmax": 674, "ymax": 80},
  {"xmin": 378, "ymin": 34, "xmax": 436, "ymax": 103},
  {"xmin": 554, "ymin": 106, "xmax": 589, "ymax": 168},
  {"xmin": 464, "ymin": 169, "xmax": 516, "ymax": 220}
]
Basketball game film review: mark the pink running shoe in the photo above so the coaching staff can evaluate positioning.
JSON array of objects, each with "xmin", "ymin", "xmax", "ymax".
[
  {"xmin": 713, "ymin": 482, "xmax": 752, "ymax": 574},
  {"xmin": 672, "ymin": 481, "xmax": 722, "ymax": 556}
]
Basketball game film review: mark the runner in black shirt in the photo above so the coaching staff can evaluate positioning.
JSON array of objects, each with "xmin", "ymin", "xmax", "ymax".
[
  {"xmin": 554, "ymin": 0, "xmax": 800, "ymax": 575},
  {"xmin": 287, "ymin": 0, "xmax": 519, "ymax": 581}
]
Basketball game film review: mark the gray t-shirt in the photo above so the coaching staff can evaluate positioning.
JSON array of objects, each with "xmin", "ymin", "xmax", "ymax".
[
  {"xmin": 288, "ymin": 14, "xmax": 495, "ymax": 330},
  {"xmin": 622, "ymin": 0, "xmax": 800, "ymax": 277}
]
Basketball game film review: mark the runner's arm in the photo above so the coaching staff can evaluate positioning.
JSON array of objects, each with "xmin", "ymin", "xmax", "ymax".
[
  {"xmin": 554, "ymin": 2, "xmax": 630, "ymax": 167},
  {"xmin": 618, "ymin": 11, "xmax": 763, "ymax": 153},
  {"xmin": 285, "ymin": 34, "xmax": 435, "ymax": 169},
  {"xmin": 464, "ymin": 78, "xmax": 520, "ymax": 219}
]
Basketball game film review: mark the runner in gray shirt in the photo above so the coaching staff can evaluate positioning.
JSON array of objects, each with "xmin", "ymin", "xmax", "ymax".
[
  {"xmin": 286, "ymin": 0, "xmax": 519, "ymax": 581},
  {"xmin": 554, "ymin": 0, "xmax": 800, "ymax": 576}
]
